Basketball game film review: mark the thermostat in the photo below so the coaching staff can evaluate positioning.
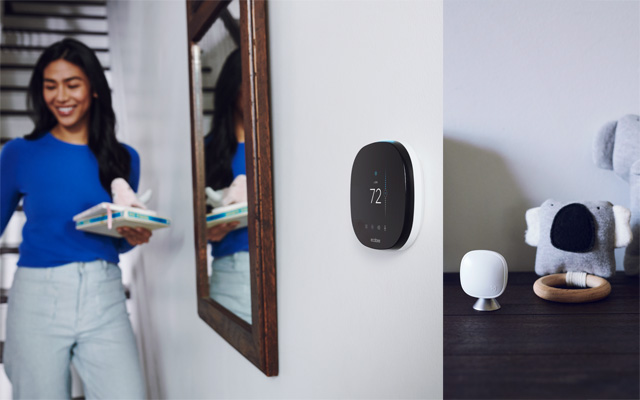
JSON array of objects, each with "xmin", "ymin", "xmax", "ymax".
[{"xmin": 350, "ymin": 141, "xmax": 423, "ymax": 250}]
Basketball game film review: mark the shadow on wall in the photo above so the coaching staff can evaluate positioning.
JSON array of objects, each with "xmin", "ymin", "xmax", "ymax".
[{"xmin": 444, "ymin": 135, "xmax": 536, "ymax": 272}]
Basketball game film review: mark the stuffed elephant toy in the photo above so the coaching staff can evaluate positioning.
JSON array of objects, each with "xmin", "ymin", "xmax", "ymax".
[
  {"xmin": 525, "ymin": 199, "xmax": 632, "ymax": 278},
  {"xmin": 593, "ymin": 114, "xmax": 640, "ymax": 275}
]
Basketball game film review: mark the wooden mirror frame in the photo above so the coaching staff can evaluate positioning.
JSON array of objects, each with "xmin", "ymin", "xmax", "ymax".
[{"xmin": 186, "ymin": 0, "xmax": 278, "ymax": 376}]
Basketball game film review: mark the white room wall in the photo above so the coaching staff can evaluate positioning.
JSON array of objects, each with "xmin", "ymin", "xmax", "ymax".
[
  {"xmin": 108, "ymin": 0, "xmax": 443, "ymax": 398},
  {"xmin": 444, "ymin": 0, "xmax": 639, "ymax": 272}
]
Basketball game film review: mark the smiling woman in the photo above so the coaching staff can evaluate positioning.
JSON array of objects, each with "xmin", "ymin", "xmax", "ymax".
[
  {"xmin": 0, "ymin": 38, "xmax": 149, "ymax": 398},
  {"xmin": 42, "ymin": 59, "xmax": 94, "ymax": 144}
]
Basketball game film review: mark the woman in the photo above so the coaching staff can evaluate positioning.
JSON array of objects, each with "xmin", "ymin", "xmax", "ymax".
[
  {"xmin": 0, "ymin": 38, "xmax": 149, "ymax": 398},
  {"xmin": 205, "ymin": 48, "xmax": 251, "ymax": 324}
]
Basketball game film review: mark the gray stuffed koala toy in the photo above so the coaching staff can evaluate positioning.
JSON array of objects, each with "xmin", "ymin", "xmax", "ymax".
[
  {"xmin": 525, "ymin": 199, "xmax": 632, "ymax": 278},
  {"xmin": 593, "ymin": 114, "xmax": 640, "ymax": 275}
]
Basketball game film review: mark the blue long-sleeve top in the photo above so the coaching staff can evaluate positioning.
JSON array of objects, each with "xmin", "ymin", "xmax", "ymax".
[
  {"xmin": 0, "ymin": 132, "xmax": 140, "ymax": 267},
  {"xmin": 211, "ymin": 142, "xmax": 249, "ymax": 258}
]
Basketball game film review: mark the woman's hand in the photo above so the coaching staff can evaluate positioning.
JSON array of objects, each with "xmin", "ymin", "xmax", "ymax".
[
  {"xmin": 207, "ymin": 222, "xmax": 239, "ymax": 242},
  {"xmin": 117, "ymin": 226, "xmax": 152, "ymax": 246}
]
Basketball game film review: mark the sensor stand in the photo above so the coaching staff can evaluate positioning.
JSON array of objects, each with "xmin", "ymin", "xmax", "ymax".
[{"xmin": 473, "ymin": 298, "xmax": 501, "ymax": 311}]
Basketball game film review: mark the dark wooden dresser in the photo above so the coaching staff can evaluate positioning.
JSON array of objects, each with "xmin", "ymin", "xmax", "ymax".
[{"xmin": 444, "ymin": 272, "xmax": 639, "ymax": 399}]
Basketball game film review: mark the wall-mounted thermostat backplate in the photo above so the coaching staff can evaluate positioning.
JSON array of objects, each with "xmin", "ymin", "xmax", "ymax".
[{"xmin": 350, "ymin": 141, "xmax": 423, "ymax": 250}]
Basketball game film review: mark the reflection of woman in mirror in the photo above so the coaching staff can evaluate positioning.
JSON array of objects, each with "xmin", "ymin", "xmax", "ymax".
[
  {"xmin": 0, "ymin": 39, "xmax": 147, "ymax": 397},
  {"xmin": 205, "ymin": 49, "xmax": 251, "ymax": 324}
]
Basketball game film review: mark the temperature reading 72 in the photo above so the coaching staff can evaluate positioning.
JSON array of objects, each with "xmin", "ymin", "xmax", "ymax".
[{"xmin": 370, "ymin": 188, "xmax": 382, "ymax": 204}]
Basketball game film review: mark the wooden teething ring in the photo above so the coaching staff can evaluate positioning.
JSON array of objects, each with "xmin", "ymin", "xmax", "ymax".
[{"xmin": 533, "ymin": 273, "xmax": 611, "ymax": 303}]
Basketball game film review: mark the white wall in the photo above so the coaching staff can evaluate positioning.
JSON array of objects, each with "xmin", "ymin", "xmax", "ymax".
[
  {"xmin": 108, "ymin": 0, "xmax": 442, "ymax": 398},
  {"xmin": 106, "ymin": 1, "xmax": 197, "ymax": 398},
  {"xmin": 444, "ymin": 0, "xmax": 639, "ymax": 272}
]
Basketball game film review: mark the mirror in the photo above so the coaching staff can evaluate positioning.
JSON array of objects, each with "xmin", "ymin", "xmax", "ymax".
[
  {"xmin": 186, "ymin": 0, "xmax": 277, "ymax": 375},
  {"xmin": 200, "ymin": 1, "xmax": 251, "ymax": 325}
]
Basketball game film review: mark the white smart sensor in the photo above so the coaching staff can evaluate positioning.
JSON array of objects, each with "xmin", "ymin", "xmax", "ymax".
[{"xmin": 460, "ymin": 250, "xmax": 508, "ymax": 311}]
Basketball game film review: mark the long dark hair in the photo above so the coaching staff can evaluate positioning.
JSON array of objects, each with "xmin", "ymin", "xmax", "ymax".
[
  {"xmin": 205, "ymin": 48, "xmax": 242, "ymax": 190},
  {"xmin": 25, "ymin": 38, "xmax": 130, "ymax": 195}
]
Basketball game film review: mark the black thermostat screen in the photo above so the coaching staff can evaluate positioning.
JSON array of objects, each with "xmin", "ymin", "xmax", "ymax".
[{"xmin": 350, "ymin": 142, "xmax": 412, "ymax": 249}]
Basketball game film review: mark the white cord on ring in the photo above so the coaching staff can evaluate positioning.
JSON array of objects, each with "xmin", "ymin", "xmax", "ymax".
[{"xmin": 565, "ymin": 271, "xmax": 588, "ymax": 288}]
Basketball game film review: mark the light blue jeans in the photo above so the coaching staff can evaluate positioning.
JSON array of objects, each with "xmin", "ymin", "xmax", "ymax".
[
  {"xmin": 209, "ymin": 251, "xmax": 252, "ymax": 324},
  {"xmin": 4, "ymin": 260, "xmax": 145, "ymax": 399}
]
